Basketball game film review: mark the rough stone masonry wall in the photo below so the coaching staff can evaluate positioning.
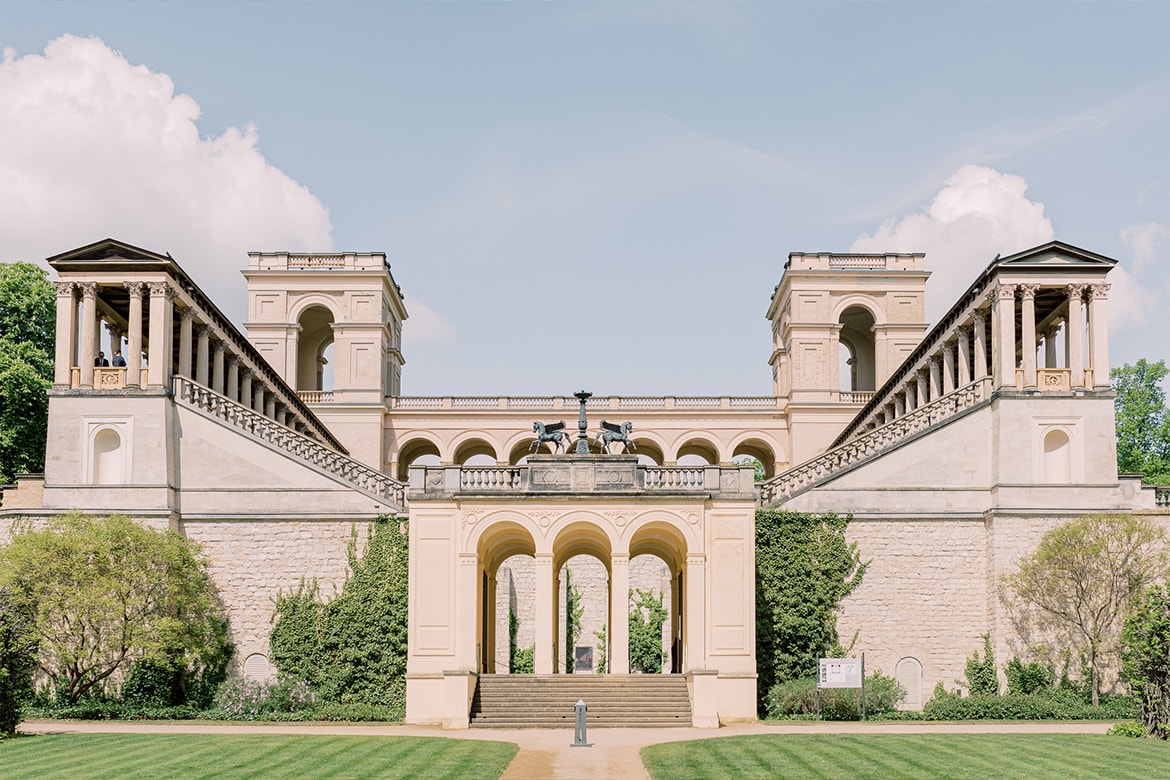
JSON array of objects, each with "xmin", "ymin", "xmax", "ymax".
[
  {"xmin": 494, "ymin": 553, "xmax": 671, "ymax": 673},
  {"xmin": 180, "ymin": 519, "xmax": 373, "ymax": 677}
]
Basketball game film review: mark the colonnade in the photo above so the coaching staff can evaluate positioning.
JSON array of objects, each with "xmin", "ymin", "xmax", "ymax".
[{"xmin": 52, "ymin": 277, "xmax": 326, "ymax": 441}]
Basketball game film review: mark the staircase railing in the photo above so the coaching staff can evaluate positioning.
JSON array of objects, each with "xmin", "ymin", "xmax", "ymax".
[
  {"xmin": 174, "ymin": 376, "xmax": 405, "ymax": 506},
  {"xmin": 760, "ymin": 377, "xmax": 992, "ymax": 505}
]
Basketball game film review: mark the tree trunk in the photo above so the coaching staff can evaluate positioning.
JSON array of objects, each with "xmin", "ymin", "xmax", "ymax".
[{"xmin": 1091, "ymin": 649, "xmax": 1099, "ymax": 708}]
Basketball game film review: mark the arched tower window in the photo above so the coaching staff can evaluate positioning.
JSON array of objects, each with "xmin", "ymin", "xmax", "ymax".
[
  {"xmin": 296, "ymin": 305, "xmax": 335, "ymax": 392},
  {"xmin": 838, "ymin": 306, "xmax": 877, "ymax": 391}
]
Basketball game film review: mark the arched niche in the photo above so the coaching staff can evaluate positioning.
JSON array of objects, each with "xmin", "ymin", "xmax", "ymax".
[
  {"xmin": 1043, "ymin": 428, "xmax": 1072, "ymax": 483},
  {"xmin": 92, "ymin": 427, "xmax": 124, "ymax": 485},
  {"xmin": 895, "ymin": 656, "xmax": 923, "ymax": 710}
]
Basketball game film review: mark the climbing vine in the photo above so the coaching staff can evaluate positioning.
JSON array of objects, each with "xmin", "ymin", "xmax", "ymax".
[
  {"xmin": 564, "ymin": 567, "xmax": 584, "ymax": 672},
  {"xmin": 270, "ymin": 515, "xmax": 409, "ymax": 710},
  {"xmin": 629, "ymin": 589, "xmax": 668, "ymax": 674},
  {"xmin": 755, "ymin": 510, "xmax": 866, "ymax": 713}
]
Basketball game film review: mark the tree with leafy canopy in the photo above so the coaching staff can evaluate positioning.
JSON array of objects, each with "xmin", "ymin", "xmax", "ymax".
[
  {"xmin": 1122, "ymin": 582, "xmax": 1170, "ymax": 738},
  {"xmin": 0, "ymin": 584, "xmax": 37, "ymax": 736},
  {"xmin": 0, "ymin": 261, "xmax": 55, "ymax": 482},
  {"xmin": 628, "ymin": 588, "xmax": 668, "ymax": 674},
  {"xmin": 270, "ymin": 516, "xmax": 409, "ymax": 707},
  {"xmin": 0, "ymin": 513, "xmax": 231, "ymax": 704},
  {"xmin": 1003, "ymin": 514, "xmax": 1167, "ymax": 706},
  {"xmin": 755, "ymin": 510, "xmax": 866, "ymax": 714},
  {"xmin": 1112, "ymin": 359, "xmax": 1170, "ymax": 484}
]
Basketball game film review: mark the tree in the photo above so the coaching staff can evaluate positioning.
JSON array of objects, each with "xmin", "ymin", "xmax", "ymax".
[
  {"xmin": 1003, "ymin": 514, "xmax": 1168, "ymax": 706},
  {"xmin": 270, "ymin": 516, "xmax": 409, "ymax": 706},
  {"xmin": 0, "ymin": 262, "xmax": 55, "ymax": 483},
  {"xmin": 1112, "ymin": 360, "xmax": 1170, "ymax": 484},
  {"xmin": 755, "ymin": 510, "xmax": 866, "ymax": 713},
  {"xmin": 0, "ymin": 513, "xmax": 231, "ymax": 704},
  {"xmin": 0, "ymin": 585, "xmax": 37, "ymax": 736},
  {"xmin": 1122, "ymin": 583, "xmax": 1170, "ymax": 738}
]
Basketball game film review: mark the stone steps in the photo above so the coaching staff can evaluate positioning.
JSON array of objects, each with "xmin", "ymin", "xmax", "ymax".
[{"xmin": 469, "ymin": 674, "xmax": 692, "ymax": 729}]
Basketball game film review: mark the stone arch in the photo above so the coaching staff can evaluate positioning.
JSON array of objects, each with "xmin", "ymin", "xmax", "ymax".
[
  {"xmin": 551, "ymin": 519, "xmax": 613, "ymax": 675},
  {"xmin": 674, "ymin": 437, "xmax": 720, "ymax": 465},
  {"xmin": 628, "ymin": 519, "xmax": 691, "ymax": 674},
  {"xmin": 474, "ymin": 519, "xmax": 538, "ymax": 675},
  {"xmin": 452, "ymin": 435, "xmax": 499, "ymax": 466},
  {"xmin": 475, "ymin": 518, "xmax": 538, "ymax": 572},
  {"xmin": 552, "ymin": 517, "xmax": 615, "ymax": 571},
  {"xmin": 631, "ymin": 434, "xmax": 667, "ymax": 466},
  {"xmin": 294, "ymin": 303, "xmax": 336, "ymax": 392},
  {"xmin": 505, "ymin": 430, "xmax": 558, "ymax": 464},
  {"xmin": 838, "ymin": 304, "xmax": 878, "ymax": 392},
  {"xmin": 730, "ymin": 435, "xmax": 778, "ymax": 480},
  {"xmin": 895, "ymin": 656, "xmax": 924, "ymax": 710},
  {"xmin": 395, "ymin": 436, "xmax": 442, "ymax": 481},
  {"xmin": 92, "ymin": 426, "xmax": 124, "ymax": 484},
  {"xmin": 831, "ymin": 295, "xmax": 885, "ymax": 326}
]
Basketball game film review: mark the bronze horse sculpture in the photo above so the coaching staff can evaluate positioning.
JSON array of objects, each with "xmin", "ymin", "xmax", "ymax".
[
  {"xmin": 530, "ymin": 421, "xmax": 571, "ymax": 454},
  {"xmin": 595, "ymin": 420, "xmax": 636, "ymax": 454}
]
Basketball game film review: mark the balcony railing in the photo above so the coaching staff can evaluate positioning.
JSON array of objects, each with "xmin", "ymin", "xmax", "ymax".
[{"xmin": 389, "ymin": 395, "xmax": 779, "ymax": 411}]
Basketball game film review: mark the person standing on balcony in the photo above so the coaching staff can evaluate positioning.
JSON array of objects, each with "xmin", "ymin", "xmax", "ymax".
[
  {"xmin": 112, "ymin": 350, "xmax": 126, "ymax": 367},
  {"xmin": 94, "ymin": 351, "xmax": 109, "ymax": 367}
]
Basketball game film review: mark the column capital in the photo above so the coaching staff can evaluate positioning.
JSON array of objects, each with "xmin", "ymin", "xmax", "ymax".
[
  {"xmin": 78, "ymin": 281, "xmax": 99, "ymax": 298},
  {"xmin": 1019, "ymin": 283, "xmax": 1040, "ymax": 300},
  {"xmin": 993, "ymin": 283, "xmax": 1017, "ymax": 301},
  {"xmin": 1090, "ymin": 283, "xmax": 1110, "ymax": 300},
  {"xmin": 123, "ymin": 281, "xmax": 145, "ymax": 299},
  {"xmin": 147, "ymin": 281, "xmax": 175, "ymax": 299},
  {"xmin": 194, "ymin": 322, "xmax": 211, "ymax": 338},
  {"xmin": 178, "ymin": 306, "xmax": 197, "ymax": 324},
  {"xmin": 1067, "ymin": 283, "xmax": 1088, "ymax": 299},
  {"xmin": 54, "ymin": 281, "xmax": 77, "ymax": 297},
  {"xmin": 972, "ymin": 309, "xmax": 986, "ymax": 324},
  {"xmin": 212, "ymin": 340, "xmax": 227, "ymax": 357},
  {"xmin": 226, "ymin": 354, "xmax": 239, "ymax": 369}
]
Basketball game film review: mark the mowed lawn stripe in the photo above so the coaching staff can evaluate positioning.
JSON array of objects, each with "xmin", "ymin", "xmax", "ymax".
[
  {"xmin": 0, "ymin": 734, "xmax": 519, "ymax": 780},
  {"xmin": 642, "ymin": 734, "xmax": 1170, "ymax": 780}
]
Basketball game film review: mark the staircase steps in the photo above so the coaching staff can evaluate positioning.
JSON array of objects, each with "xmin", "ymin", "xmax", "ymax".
[{"xmin": 469, "ymin": 674, "xmax": 692, "ymax": 729}]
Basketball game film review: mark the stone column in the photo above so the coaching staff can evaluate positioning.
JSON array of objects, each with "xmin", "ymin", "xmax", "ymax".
[
  {"xmin": 894, "ymin": 392, "xmax": 906, "ymax": 417},
  {"xmin": 942, "ymin": 344, "xmax": 956, "ymax": 394},
  {"xmin": 1067, "ymin": 284, "xmax": 1086, "ymax": 388},
  {"xmin": 916, "ymin": 368, "xmax": 928, "ymax": 406},
  {"xmin": 1019, "ymin": 284, "xmax": 1039, "ymax": 389},
  {"xmin": 609, "ymin": 553, "xmax": 630, "ymax": 674},
  {"xmin": 973, "ymin": 310, "xmax": 989, "ymax": 380},
  {"xmin": 276, "ymin": 404, "xmax": 287, "ymax": 426},
  {"xmin": 147, "ymin": 282, "xmax": 174, "ymax": 387},
  {"xmin": 1043, "ymin": 326, "xmax": 1059, "ymax": 369},
  {"xmin": 957, "ymin": 326, "xmax": 971, "ymax": 386},
  {"xmin": 905, "ymin": 382, "xmax": 917, "ymax": 412},
  {"xmin": 534, "ymin": 554, "xmax": 555, "ymax": 675},
  {"xmin": 265, "ymin": 394, "xmax": 276, "ymax": 418},
  {"xmin": 1089, "ymin": 283, "xmax": 1111, "ymax": 389},
  {"xmin": 212, "ymin": 342, "xmax": 226, "ymax": 394},
  {"xmin": 78, "ymin": 282, "xmax": 98, "ymax": 387},
  {"xmin": 929, "ymin": 357, "xmax": 942, "ymax": 399},
  {"xmin": 254, "ymin": 384, "xmax": 265, "ymax": 414},
  {"xmin": 107, "ymin": 325, "xmax": 124, "ymax": 361},
  {"xmin": 177, "ymin": 307, "xmax": 195, "ymax": 380},
  {"xmin": 994, "ymin": 284, "xmax": 1017, "ymax": 388},
  {"xmin": 126, "ymin": 283, "xmax": 145, "ymax": 387},
  {"xmin": 195, "ymin": 325, "xmax": 211, "ymax": 386},
  {"xmin": 226, "ymin": 356, "xmax": 239, "ymax": 402},
  {"xmin": 53, "ymin": 282, "xmax": 77, "ymax": 385},
  {"xmin": 240, "ymin": 369, "xmax": 254, "ymax": 411},
  {"xmin": 685, "ymin": 555, "xmax": 706, "ymax": 671}
]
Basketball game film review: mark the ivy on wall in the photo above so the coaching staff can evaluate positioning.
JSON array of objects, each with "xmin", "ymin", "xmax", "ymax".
[
  {"xmin": 755, "ymin": 510, "xmax": 866, "ymax": 713},
  {"xmin": 269, "ymin": 515, "xmax": 409, "ymax": 709},
  {"xmin": 629, "ymin": 589, "xmax": 668, "ymax": 674}
]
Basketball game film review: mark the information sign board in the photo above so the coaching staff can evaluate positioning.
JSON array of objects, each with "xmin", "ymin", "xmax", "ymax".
[{"xmin": 818, "ymin": 657, "xmax": 862, "ymax": 689}]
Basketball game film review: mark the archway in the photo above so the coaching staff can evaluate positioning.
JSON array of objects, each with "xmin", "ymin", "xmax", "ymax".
[
  {"xmin": 395, "ymin": 438, "xmax": 441, "ymax": 481},
  {"xmin": 838, "ymin": 305, "xmax": 877, "ymax": 391},
  {"xmin": 477, "ymin": 520, "xmax": 537, "ymax": 674},
  {"xmin": 628, "ymin": 520, "xmax": 688, "ymax": 675},
  {"xmin": 675, "ymin": 437, "xmax": 718, "ymax": 466},
  {"xmin": 296, "ymin": 305, "xmax": 335, "ymax": 391},
  {"xmin": 553, "ymin": 521, "xmax": 612, "ymax": 675}
]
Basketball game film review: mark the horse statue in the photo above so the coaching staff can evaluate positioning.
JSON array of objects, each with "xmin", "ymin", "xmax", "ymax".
[
  {"xmin": 594, "ymin": 420, "xmax": 636, "ymax": 454},
  {"xmin": 530, "ymin": 421, "xmax": 571, "ymax": 454}
]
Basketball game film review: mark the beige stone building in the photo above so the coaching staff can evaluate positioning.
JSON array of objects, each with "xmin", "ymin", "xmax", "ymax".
[{"xmin": 1, "ymin": 237, "xmax": 1165, "ymax": 726}]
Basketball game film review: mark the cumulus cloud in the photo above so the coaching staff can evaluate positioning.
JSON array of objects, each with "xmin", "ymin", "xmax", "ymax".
[
  {"xmin": 0, "ymin": 35, "xmax": 334, "ymax": 321},
  {"xmin": 851, "ymin": 165, "xmax": 1055, "ymax": 322},
  {"xmin": 1112, "ymin": 221, "xmax": 1170, "ymax": 331},
  {"xmin": 402, "ymin": 298, "xmax": 456, "ymax": 346}
]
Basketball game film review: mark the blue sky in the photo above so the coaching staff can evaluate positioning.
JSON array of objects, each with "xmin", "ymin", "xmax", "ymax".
[{"xmin": 1, "ymin": 2, "xmax": 1167, "ymax": 395}]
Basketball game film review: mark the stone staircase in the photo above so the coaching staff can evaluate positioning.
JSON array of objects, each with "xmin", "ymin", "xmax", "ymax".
[{"xmin": 469, "ymin": 674, "xmax": 692, "ymax": 728}]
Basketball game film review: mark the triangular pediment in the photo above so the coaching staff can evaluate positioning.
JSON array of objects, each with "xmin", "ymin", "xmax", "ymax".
[
  {"xmin": 47, "ymin": 238, "xmax": 173, "ymax": 269},
  {"xmin": 990, "ymin": 240, "xmax": 1117, "ymax": 271}
]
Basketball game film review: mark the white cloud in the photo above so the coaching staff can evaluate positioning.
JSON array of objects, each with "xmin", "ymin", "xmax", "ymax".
[
  {"xmin": 402, "ymin": 298, "xmax": 456, "ymax": 346},
  {"xmin": 1120, "ymin": 221, "xmax": 1169, "ymax": 273},
  {"xmin": 0, "ymin": 35, "xmax": 334, "ymax": 321},
  {"xmin": 851, "ymin": 165, "xmax": 1055, "ymax": 322},
  {"xmin": 1111, "ymin": 221, "xmax": 1170, "ymax": 332}
]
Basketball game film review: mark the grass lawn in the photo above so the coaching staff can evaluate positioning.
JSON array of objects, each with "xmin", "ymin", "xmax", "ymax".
[
  {"xmin": 641, "ymin": 734, "xmax": 1170, "ymax": 780},
  {"xmin": 0, "ymin": 733, "xmax": 519, "ymax": 780}
]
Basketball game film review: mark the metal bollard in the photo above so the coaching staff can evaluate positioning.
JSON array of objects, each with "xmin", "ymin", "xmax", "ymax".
[{"xmin": 572, "ymin": 698, "xmax": 591, "ymax": 747}]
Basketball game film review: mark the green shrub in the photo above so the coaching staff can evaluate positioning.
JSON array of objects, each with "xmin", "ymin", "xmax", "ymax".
[
  {"xmin": 211, "ymin": 677, "xmax": 318, "ymax": 721},
  {"xmin": 764, "ymin": 670, "xmax": 905, "ymax": 721},
  {"xmin": 0, "ymin": 585, "xmax": 37, "ymax": 736},
  {"xmin": 764, "ymin": 678, "xmax": 818, "ymax": 718},
  {"xmin": 1005, "ymin": 656, "xmax": 1053, "ymax": 696},
  {"xmin": 511, "ymin": 646, "xmax": 534, "ymax": 675},
  {"xmin": 629, "ymin": 589, "xmax": 667, "ymax": 674},
  {"xmin": 1107, "ymin": 720, "xmax": 1148, "ymax": 738},
  {"xmin": 923, "ymin": 688, "xmax": 1136, "ymax": 721},
  {"xmin": 965, "ymin": 634, "xmax": 998, "ymax": 695}
]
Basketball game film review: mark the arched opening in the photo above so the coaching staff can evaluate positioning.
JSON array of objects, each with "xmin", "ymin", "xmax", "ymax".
[
  {"xmin": 478, "ymin": 521, "xmax": 537, "ymax": 675},
  {"xmin": 676, "ymin": 438, "xmax": 718, "ymax": 466},
  {"xmin": 455, "ymin": 438, "xmax": 498, "ymax": 466},
  {"xmin": 395, "ymin": 438, "xmax": 441, "ymax": 481},
  {"xmin": 629, "ymin": 521, "xmax": 688, "ymax": 675},
  {"xmin": 553, "ymin": 522, "xmax": 612, "ymax": 675},
  {"xmin": 839, "ymin": 305, "xmax": 877, "ymax": 391},
  {"xmin": 732, "ymin": 438, "xmax": 777, "ymax": 480},
  {"xmin": 1043, "ymin": 429, "xmax": 1072, "ymax": 483},
  {"xmin": 92, "ymin": 427, "xmax": 123, "ymax": 485},
  {"xmin": 296, "ymin": 305, "xmax": 335, "ymax": 391},
  {"xmin": 895, "ymin": 657, "xmax": 923, "ymax": 710},
  {"xmin": 509, "ymin": 439, "xmax": 552, "ymax": 465},
  {"xmin": 633, "ymin": 439, "xmax": 664, "ymax": 466}
]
